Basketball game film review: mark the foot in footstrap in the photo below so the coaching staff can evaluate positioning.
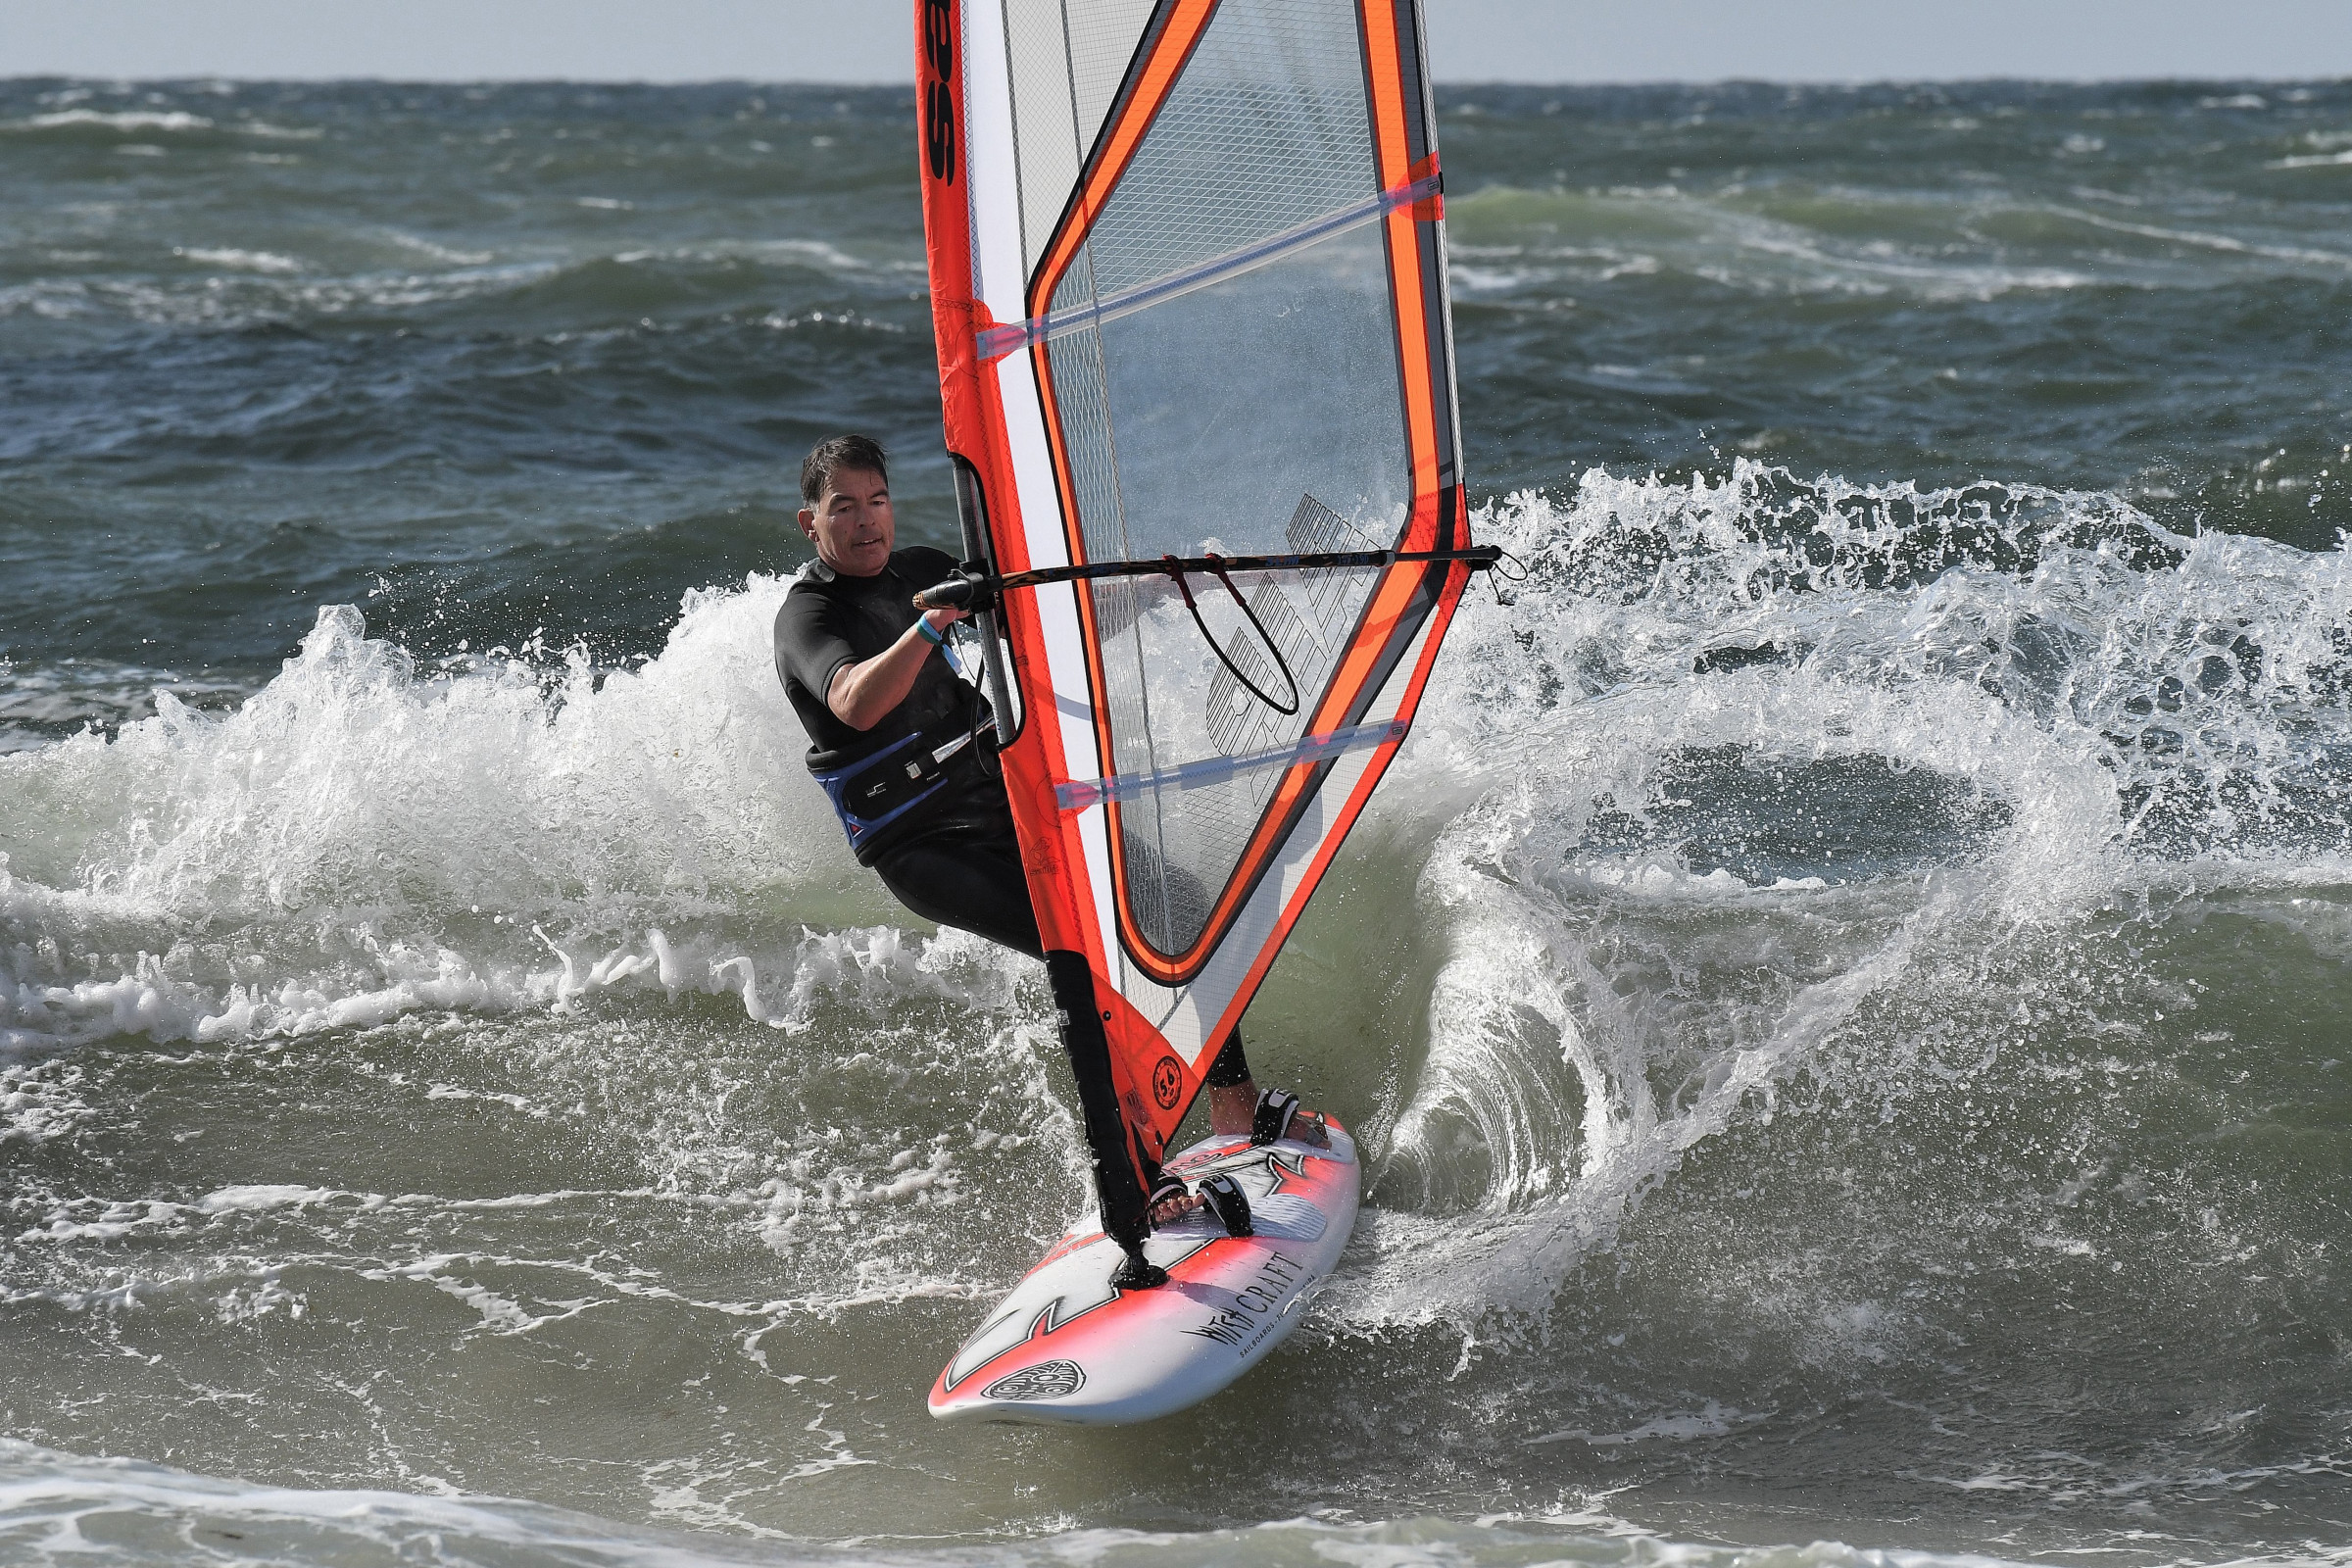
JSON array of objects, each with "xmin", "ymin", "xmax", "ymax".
[
  {"xmin": 1144, "ymin": 1173, "xmax": 1200, "ymax": 1229},
  {"xmin": 1250, "ymin": 1087, "xmax": 1330, "ymax": 1149},
  {"xmin": 1199, "ymin": 1172, "xmax": 1253, "ymax": 1238},
  {"xmin": 1109, "ymin": 1242, "xmax": 1166, "ymax": 1292}
]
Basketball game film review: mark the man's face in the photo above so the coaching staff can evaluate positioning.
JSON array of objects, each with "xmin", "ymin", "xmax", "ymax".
[{"xmin": 798, "ymin": 466, "xmax": 894, "ymax": 576}]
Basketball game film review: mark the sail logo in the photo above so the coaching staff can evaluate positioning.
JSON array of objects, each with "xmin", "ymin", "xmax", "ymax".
[
  {"xmin": 1151, "ymin": 1054, "xmax": 1183, "ymax": 1109},
  {"xmin": 922, "ymin": 0, "xmax": 956, "ymax": 182}
]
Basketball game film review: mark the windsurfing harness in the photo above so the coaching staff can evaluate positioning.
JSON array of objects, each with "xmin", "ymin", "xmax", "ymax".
[
  {"xmin": 773, "ymin": 545, "xmax": 1001, "ymax": 864},
  {"xmin": 811, "ymin": 715, "xmax": 995, "ymax": 852},
  {"xmin": 915, "ymin": 0, "xmax": 1483, "ymax": 1257}
]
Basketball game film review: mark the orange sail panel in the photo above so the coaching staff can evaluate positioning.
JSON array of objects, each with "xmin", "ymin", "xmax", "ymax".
[{"xmin": 918, "ymin": 0, "xmax": 1474, "ymax": 1167}]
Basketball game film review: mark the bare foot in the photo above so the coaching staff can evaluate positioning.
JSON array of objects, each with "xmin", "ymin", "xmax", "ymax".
[
  {"xmin": 1289, "ymin": 1109, "xmax": 1331, "ymax": 1149},
  {"xmin": 1150, "ymin": 1189, "xmax": 1204, "ymax": 1226},
  {"xmin": 1207, "ymin": 1079, "xmax": 1330, "ymax": 1147}
]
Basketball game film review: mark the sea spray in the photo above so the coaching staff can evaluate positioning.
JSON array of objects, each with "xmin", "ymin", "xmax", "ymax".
[
  {"xmin": 1, "ymin": 582, "xmax": 910, "ymax": 1051},
  {"xmin": 1334, "ymin": 466, "xmax": 2352, "ymax": 1332}
]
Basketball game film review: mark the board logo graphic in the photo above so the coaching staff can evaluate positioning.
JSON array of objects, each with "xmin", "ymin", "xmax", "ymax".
[
  {"xmin": 1151, "ymin": 1054, "xmax": 1183, "ymax": 1110},
  {"xmin": 921, "ymin": 0, "xmax": 956, "ymax": 182},
  {"xmin": 983, "ymin": 1359, "xmax": 1085, "ymax": 1400}
]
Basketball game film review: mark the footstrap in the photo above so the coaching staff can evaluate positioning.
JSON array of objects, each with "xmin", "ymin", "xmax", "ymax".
[
  {"xmin": 1144, "ymin": 1174, "xmax": 1189, "ymax": 1226},
  {"xmin": 1250, "ymin": 1088, "xmax": 1300, "ymax": 1147},
  {"xmin": 1199, "ymin": 1172, "xmax": 1253, "ymax": 1238}
]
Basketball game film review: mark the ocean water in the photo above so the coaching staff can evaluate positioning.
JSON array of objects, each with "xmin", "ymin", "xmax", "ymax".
[{"xmin": 6, "ymin": 74, "xmax": 2352, "ymax": 1568}]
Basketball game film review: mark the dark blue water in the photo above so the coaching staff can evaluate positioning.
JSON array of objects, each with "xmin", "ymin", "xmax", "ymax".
[{"xmin": 5, "ymin": 78, "xmax": 2347, "ymax": 738}]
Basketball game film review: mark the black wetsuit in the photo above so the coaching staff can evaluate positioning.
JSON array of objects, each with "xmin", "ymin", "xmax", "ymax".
[
  {"xmin": 774, "ymin": 545, "xmax": 1250, "ymax": 1252},
  {"xmin": 773, "ymin": 547, "xmax": 1041, "ymax": 956}
]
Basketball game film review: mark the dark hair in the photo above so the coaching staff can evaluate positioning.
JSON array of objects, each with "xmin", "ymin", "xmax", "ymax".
[{"xmin": 801, "ymin": 434, "xmax": 890, "ymax": 506}]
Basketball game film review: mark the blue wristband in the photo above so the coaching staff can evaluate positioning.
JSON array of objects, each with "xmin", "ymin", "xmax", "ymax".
[{"xmin": 916, "ymin": 617, "xmax": 946, "ymax": 647}]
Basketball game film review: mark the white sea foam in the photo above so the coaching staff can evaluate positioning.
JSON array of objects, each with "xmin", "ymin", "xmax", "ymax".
[
  {"xmin": 0, "ymin": 909, "xmax": 998, "ymax": 1055},
  {"xmin": 6, "ymin": 110, "xmax": 216, "ymax": 133},
  {"xmin": 2057, "ymin": 207, "xmax": 2352, "ymax": 270},
  {"xmin": 193, "ymin": 1184, "xmax": 340, "ymax": 1213},
  {"xmin": 0, "ymin": 580, "xmax": 960, "ymax": 1054},
  {"xmin": 1326, "ymin": 468, "xmax": 2352, "ymax": 1329},
  {"xmin": 0, "ymin": 1055, "xmax": 94, "ymax": 1145},
  {"xmin": 172, "ymin": 246, "xmax": 304, "ymax": 273},
  {"xmin": 371, "ymin": 227, "xmax": 498, "ymax": 265},
  {"xmin": 0, "ymin": 260, "xmax": 570, "ymax": 329},
  {"xmin": 0, "ymin": 1438, "xmax": 2082, "ymax": 1568},
  {"xmin": 0, "ymin": 110, "xmax": 320, "ymax": 139},
  {"xmin": 10, "ymin": 471, "xmax": 2349, "ymax": 1083},
  {"xmin": 0, "ymin": 244, "xmax": 905, "ymax": 333},
  {"xmin": 0, "ymin": 658, "xmax": 251, "ymax": 748}
]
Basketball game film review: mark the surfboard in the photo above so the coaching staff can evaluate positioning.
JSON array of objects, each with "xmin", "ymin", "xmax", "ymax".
[
  {"xmin": 912, "ymin": 0, "xmax": 1478, "ymax": 1422},
  {"xmin": 929, "ymin": 1120, "xmax": 1358, "ymax": 1425}
]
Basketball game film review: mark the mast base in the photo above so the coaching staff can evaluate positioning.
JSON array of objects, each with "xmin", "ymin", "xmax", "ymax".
[{"xmin": 1109, "ymin": 1247, "xmax": 1167, "ymax": 1292}]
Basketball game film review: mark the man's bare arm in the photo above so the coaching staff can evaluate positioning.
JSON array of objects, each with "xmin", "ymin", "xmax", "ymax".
[{"xmin": 826, "ymin": 608, "xmax": 965, "ymax": 730}]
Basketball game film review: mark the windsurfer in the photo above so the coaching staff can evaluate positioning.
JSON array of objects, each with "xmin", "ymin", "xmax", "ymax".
[{"xmin": 771, "ymin": 435, "xmax": 1325, "ymax": 1248}]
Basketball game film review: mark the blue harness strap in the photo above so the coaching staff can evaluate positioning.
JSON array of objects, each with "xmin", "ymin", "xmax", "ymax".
[{"xmin": 812, "ymin": 718, "xmax": 994, "ymax": 850}]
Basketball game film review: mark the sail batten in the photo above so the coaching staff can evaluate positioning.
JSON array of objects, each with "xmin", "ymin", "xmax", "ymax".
[
  {"xmin": 1056, "ymin": 718, "xmax": 1408, "ymax": 811},
  {"xmin": 921, "ymin": 0, "xmax": 1476, "ymax": 1169}
]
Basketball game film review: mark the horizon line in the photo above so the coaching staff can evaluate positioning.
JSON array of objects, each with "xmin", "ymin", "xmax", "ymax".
[{"xmin": 7, "ymin": 72, "xmax": 2349, "ymax": 90}]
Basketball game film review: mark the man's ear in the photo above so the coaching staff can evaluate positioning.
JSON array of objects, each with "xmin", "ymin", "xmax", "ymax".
[{"xmin": 797, "ymin": 507, "xmax": 818, "ymax": 542}]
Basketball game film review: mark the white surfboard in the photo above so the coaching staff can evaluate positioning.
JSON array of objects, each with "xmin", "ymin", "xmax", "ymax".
[{"xmin": 929, "ymin": 1121, "xmax": 1359, "ymax": 1425}]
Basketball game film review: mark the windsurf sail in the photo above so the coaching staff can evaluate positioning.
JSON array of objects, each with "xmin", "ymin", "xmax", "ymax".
[{"xmin": 917, "ymin": 0, "xmax": 1480, "ymax": 1246}]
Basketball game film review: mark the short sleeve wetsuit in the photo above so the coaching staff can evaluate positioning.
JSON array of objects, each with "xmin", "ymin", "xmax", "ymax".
[{"xmin": 773, "ymin": 546, "xmax": 1044, "ymax": 958}]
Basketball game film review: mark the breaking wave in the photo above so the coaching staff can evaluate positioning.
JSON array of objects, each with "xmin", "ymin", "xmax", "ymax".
[{"xmin": 13, "ymin": 466, "xmax": 2351, "ymax": 1306}]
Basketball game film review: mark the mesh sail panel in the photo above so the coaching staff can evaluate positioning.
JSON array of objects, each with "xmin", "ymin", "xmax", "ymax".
[
  {"xmin": 1203, "ymin": 495, "xmax": 1384, "ymax": 804},
  {"xmin": 1066, "ymin": 4, "xmax": 1157, "ymax": 138},
  {"xmin": 1079, "ymin": 0, "xmax": 1378, "ymax": 296},
  {"xmin": 1034, "ymin": 0, "xmax": 1410, "ymax": 959},
  {"xmin": 999, "ymin": 0, "xmax": 1160, "ymax": 277}
]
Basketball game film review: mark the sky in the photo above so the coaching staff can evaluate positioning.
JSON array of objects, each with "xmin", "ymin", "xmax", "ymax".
[{"xmin": 11, "ymin": 0, "xmax": 2352, "ymax": 83}]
